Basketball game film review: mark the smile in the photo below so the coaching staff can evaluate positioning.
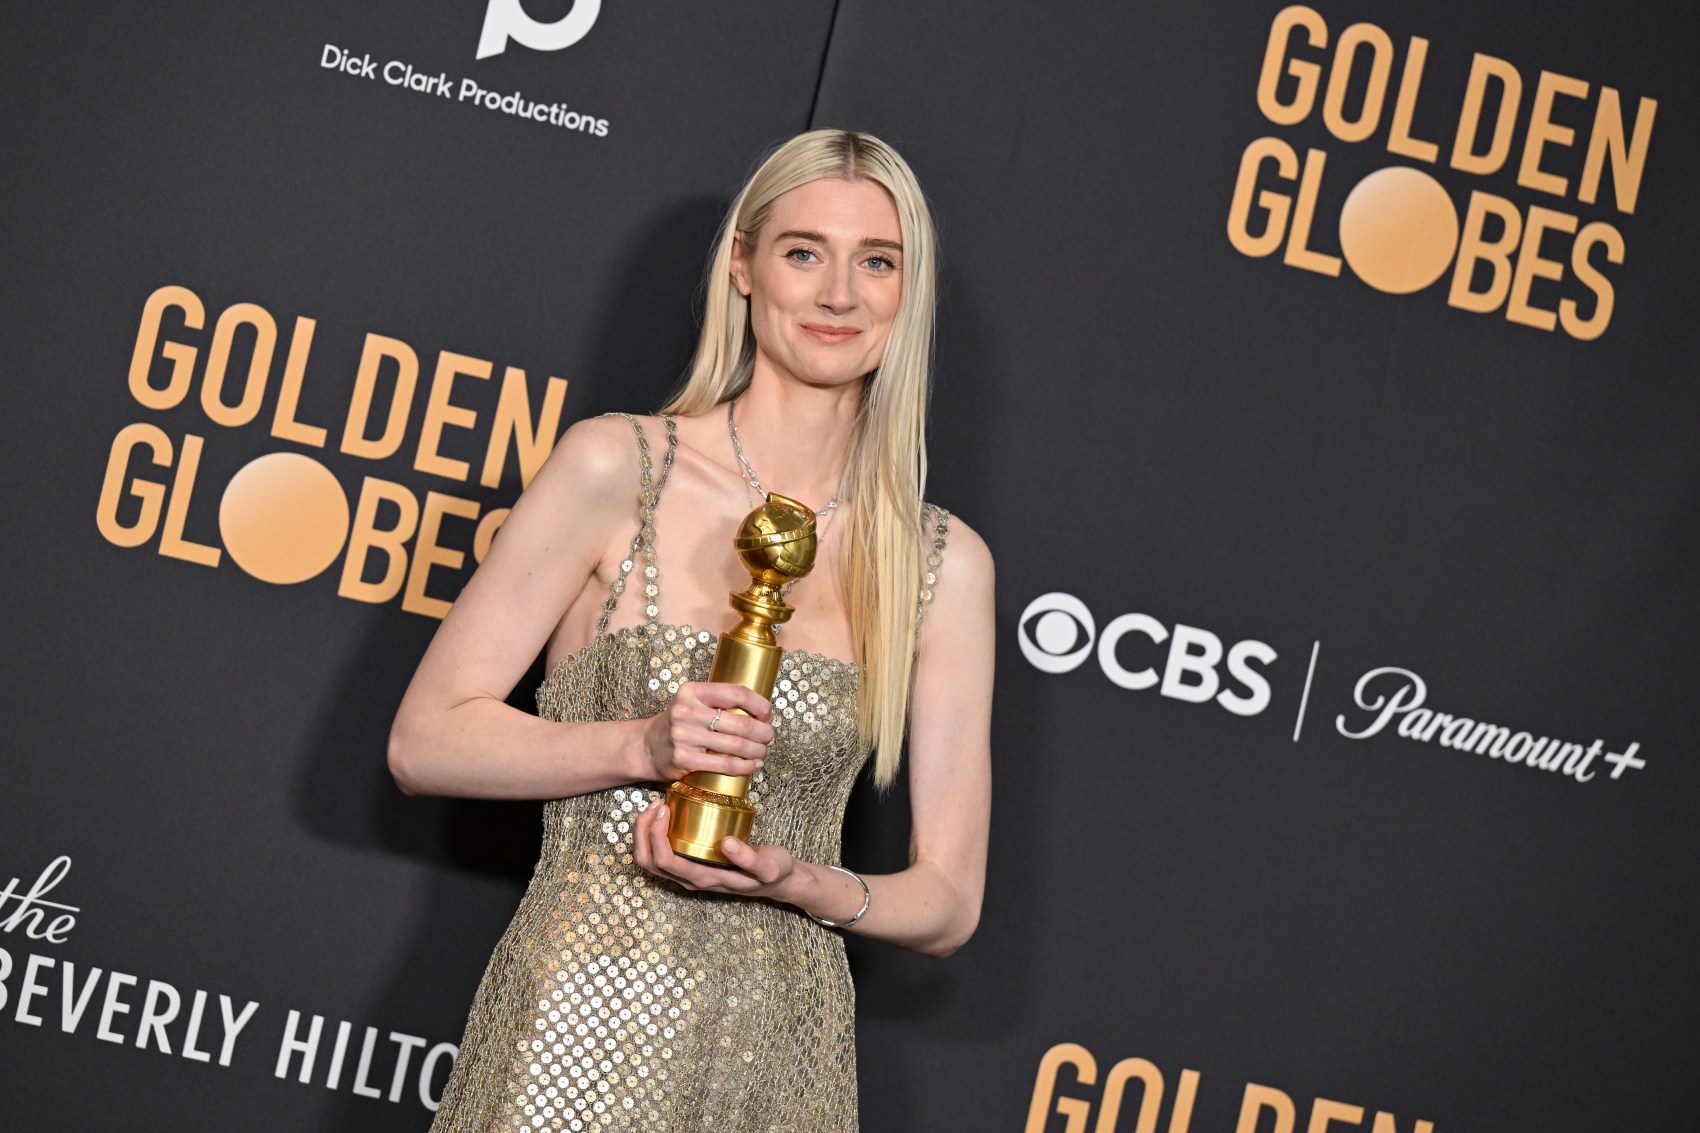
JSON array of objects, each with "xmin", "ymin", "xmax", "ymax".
[{"xmin": 801, "ymin": 324, "xmax": 860, "ymax": 343}]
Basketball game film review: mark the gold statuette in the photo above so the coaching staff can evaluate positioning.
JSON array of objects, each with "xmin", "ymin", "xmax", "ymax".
[{"xmin": 665, "ymin": 492, "xmax": 818, "ymax": 865}]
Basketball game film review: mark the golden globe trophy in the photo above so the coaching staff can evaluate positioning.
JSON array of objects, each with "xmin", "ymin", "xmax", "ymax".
[{"xmin": 665, "ymin": 492, "xmax": 818, "ymax": 866}]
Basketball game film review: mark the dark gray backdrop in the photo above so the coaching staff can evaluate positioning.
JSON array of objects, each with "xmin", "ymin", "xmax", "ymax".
[{"xmin": 3, "ymin": 1, "xmax": 1695, "ymax": 1130}]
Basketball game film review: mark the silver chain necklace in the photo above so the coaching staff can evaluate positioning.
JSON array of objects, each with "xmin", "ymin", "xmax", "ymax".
[{"xmin": 726, "ymin": 400, "xmax": 843, "ymax": 549}]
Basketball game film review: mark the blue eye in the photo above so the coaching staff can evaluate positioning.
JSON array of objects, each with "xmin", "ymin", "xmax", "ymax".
[
  {"xmin": 786, "ymin": 247, "xmax": 818, "ymax": 263},
  {"xmin": 864, "ymin": 255, "xmax": 895, "ymax": 272}
]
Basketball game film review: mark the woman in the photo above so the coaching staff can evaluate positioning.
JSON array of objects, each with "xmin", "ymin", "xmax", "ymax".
[{"xmin": 390, "ymin": 129, "xmax": 994, "ymax": 1132}]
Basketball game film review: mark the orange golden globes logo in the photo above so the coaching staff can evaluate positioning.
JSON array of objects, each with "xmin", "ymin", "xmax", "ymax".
[
  {"xmin": 1228, "ymin": 5, "xmax": 1657, "ymax": 339},
  {"xmin": 1027, "ymin": 1043, "xmax": 1433, "ymax": 1133},
  {"xmin": 96, "ymin": 285, "xmax": 567, "ymax": 618}
]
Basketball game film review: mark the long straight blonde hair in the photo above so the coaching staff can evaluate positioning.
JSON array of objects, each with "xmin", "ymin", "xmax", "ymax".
[{"xmin": 661, "ymin": 129, "xmax": 938, "ymax": 787}]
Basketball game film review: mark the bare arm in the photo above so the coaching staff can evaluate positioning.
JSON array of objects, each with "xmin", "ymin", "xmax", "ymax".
[
  {"xmin": 388, "ymin": 416, "xmax": 772, "ymax": 800},
  {"xmin": 632, "ymin": 516, "xmax": 995, "ymax": 958}
]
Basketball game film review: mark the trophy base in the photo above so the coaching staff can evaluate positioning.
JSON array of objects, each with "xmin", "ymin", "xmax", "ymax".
[{"xmin": 664, "ymin": 780, "xmax": 755, "ymax": 867}]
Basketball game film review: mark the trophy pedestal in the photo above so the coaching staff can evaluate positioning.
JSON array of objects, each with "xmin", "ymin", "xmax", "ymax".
[{"xmin": 665, "ymin": 778, "xmax": 755, "ymax": 866}]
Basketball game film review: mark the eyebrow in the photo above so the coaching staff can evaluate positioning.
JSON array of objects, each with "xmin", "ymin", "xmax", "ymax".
[{"xmin": 774, "ymin": 229, "xmax": 903, "ymax": 253}]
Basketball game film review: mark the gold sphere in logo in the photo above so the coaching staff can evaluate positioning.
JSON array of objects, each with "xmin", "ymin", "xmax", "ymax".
[
  {"xmin": 1338, "ymin": 165, "xmax": 1461, "ymax": 295},
  {"xmin": 219, "ymin": 452, "xmax": 351, "ymax": 584}
]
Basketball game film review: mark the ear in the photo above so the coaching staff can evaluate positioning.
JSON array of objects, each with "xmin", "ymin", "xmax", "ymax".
[{"xmin": 729, "ymin": 233, "xmax": 753, "ymax": 298}]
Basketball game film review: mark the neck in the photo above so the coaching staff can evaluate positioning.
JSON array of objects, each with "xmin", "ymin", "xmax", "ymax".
[{"xmin": 731, "ymin": 366, "xmax": 861, "ymax": 510}]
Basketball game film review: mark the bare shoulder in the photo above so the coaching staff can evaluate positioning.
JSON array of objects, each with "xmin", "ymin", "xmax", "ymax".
[
  {"xmin": 483, "ymin": 414, "xmax": 650, "ymax": 566},
  {"xmin": 918, "ymin": 506, "xmax": 993, "ymax": 662},
  {"xmin": 528, "ymin": 413, "xmax": 643, "ymax": 494},
  {"xmin": 913, "ymin": 507, "xmax": 995, "ymax": 704},
  {"xmin": 512, "ymin": 414, "xmax": 656, "ymax": 524},
  {"xmin": 927, "ymin": 506, "xmax": 994, "ymax": 593}
]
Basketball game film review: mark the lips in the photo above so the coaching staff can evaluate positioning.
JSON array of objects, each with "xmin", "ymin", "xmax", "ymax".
[{"xmin": 802, "ymin": 324, "xmax": 860, "ymax": 343}]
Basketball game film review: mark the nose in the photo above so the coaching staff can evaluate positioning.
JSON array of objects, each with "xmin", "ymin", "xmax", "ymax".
[{"xmin": 817, "ymin": 260, "xmax": 856, "ymax": 314}]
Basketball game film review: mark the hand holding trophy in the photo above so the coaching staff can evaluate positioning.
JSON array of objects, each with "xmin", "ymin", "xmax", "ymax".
[{"xmin": 665, "ymin": 492, "xmax": 818, "ymax": 865}]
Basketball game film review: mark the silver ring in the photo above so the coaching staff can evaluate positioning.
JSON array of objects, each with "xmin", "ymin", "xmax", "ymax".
[{"xmin": 708, "ymin": 708, "xmax": 723, "ymax": 733}]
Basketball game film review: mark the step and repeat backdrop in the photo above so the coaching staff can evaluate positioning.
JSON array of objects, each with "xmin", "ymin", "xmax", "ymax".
[{"xmin": 4, "ymin": 1, "xmax": 1695, "ymax": 1130}]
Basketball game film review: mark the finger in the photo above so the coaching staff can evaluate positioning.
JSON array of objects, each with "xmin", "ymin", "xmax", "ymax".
[
  {"xmin": 735, "ymin": 840, "xmax": 789, "ymax": 886},
  {"xmin": 669, "ymin": 721, "xmax": 765, "ymax": 770},
  {"xmin": 684, "ymin": 752, "xmax": 765, "ymax": 779},
  {"xmin": 643, "ymin": 806, "xmax": 698, "ymax": 887},
  {"xmin": 693, "ymin": 714, "xmax": 768, "ymax": 763},
  {"xmin": 698, "ymin": 701, "xmax": 774, "ymax": 745},
  {"xmin": 646, "ymin": 825, "xmax": 724, "ymax": 891},
  {"xmin": 711, "ymin": 709, "xmax": 774, "ymax": 747},
  {"xmin": 632, "ymin": 803, "xmax": 658, "ymax": 872},
  {"xmin": 698, "ymin": 683, "xmax": 773, "ymax": 722},
  {"xmin": 695, "ymin": 729, "xmax": 768, "ymax": 763},
  {"xmin": 718, "ymin": 837, "xmax": 770, "ymax": 881}
]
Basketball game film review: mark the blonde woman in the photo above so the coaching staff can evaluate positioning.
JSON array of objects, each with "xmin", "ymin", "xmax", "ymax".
[{"xmin": 391, "ymin": 129, "xmax": 994, "ymax": 1131}]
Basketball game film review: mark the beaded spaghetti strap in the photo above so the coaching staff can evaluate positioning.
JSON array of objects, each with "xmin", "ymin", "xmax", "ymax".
[
  {"xmin": 594, "ymin": 414, "xmax": 678, "ymax": 637},
  {"xmin": 915, "ymin": 504, "xmax": 952, "ymax": 638}
]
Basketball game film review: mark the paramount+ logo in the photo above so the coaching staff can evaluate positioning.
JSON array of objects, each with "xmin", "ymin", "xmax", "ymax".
[
  {"xmin": 1228, "ymin": 4, "xmax": 1658, "ymax": 339},
  {"xmin": 478, "ymin": 0, "xmax": 601, "ymax": 59},
  {"xmin": 1018, "ymin": 593, "xmax": 1277, "ymax": 717}
]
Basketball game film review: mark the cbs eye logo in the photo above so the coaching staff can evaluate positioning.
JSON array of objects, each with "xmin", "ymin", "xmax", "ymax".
[
  {"xmin": 1019, "ymin": 592, "xmax": 1097, "ymax": 674},
  {"xmin": 1019, "ymin": 592, "xmax": 1279, "ymax": 717}
]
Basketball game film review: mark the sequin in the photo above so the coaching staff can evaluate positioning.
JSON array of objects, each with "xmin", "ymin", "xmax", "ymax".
[{"xmin": 431, "ymin": 415, "xmax": 952, "ymax": 1133}]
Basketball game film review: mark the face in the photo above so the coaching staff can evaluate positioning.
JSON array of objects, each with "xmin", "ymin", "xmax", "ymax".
[{"xmin": 730, "ymin": 177, "xmax": 904, "ymax": 390}]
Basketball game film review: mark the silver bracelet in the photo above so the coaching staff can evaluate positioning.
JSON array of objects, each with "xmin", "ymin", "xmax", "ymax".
[{"xmin": 812, "ymin": 865, "xmax": 871, "ymax": 929}]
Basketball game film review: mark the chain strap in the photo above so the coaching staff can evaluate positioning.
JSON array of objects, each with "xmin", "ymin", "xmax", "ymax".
[
  {"xmin": 596, "ymin": 414, "xmax": 678, "ymax": 636},
  {"xmin": 915, "ymin": 504, "xmax": 951, "ymax": 638}
]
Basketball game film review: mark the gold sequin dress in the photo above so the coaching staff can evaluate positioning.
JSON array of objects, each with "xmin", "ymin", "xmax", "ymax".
[{"xmin": 430, "ymin": 415, "xmax": 951, "ymax": 1133}]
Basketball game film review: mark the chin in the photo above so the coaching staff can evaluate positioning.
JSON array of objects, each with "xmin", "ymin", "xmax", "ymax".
[
  {"xmin": 794, "ymin": 368, "xmax": 873, "ymax": 391},
  {"xmin": 761, "ymin": 342, "xmax": 881, "ymax": 390}
]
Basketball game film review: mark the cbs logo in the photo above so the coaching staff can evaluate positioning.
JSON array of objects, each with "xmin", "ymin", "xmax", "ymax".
[
  {"xmin": 1019, "ymin": 592, "xmax": 1278, "ymax": 716},
  {"xmin": 479, "ymin": 0, "xmax": 600, "ymax": 59}
]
